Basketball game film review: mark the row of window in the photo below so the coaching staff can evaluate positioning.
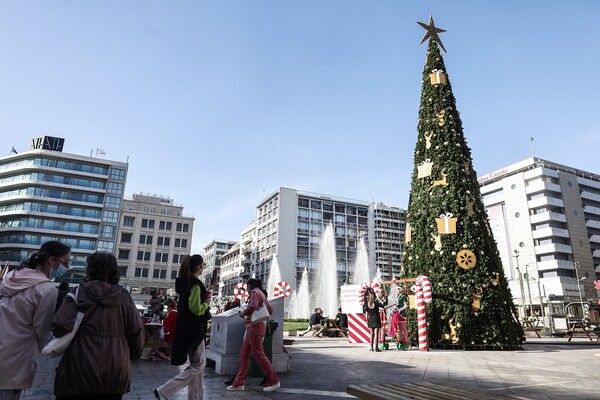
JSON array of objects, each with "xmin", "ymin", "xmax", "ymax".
[
  {"xmin": 0, "ymin": 233, "xmax": 97, "ymax": 250},
  {"xmin": 117, "ymin": 249, "xmax": 187, "ymax": 264},
  {"xmin": 133, "ymin": 268, "xmax": 178, "ymax": 280},
  {"xmin": 0, "ymin": 201, "xmax": 102, "ymax": 219},
  {"xmin": 122, "ymin": 217, "xmax": 189, "ymax": 232},
  {"xmin": 120, "ymin": 233, "xmax": 188, "ymax": 248},
  {"xmin": 0, "ymin": 157, "xmax": 111, "ymax": 176},
  {"xmin": 0, "ymin": 172, "xmax": 108, "ymax": 191},
  {"xmin": 297, "ymin": 198, "xmax": 369, "ymax": 216}
]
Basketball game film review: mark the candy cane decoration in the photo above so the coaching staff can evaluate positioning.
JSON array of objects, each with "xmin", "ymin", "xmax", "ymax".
[
  {"xmin": 358, "ymin": 281, "xmax": 380, "ymax": 305},
  {"xmin": 273, "ymin": 281, "xmax": 291, "ymax": 298},
  {"xmin": 414, "ymin": 275, "xmax": 432, "ymax": 352},
  {"xmin": 233, "ymin": 282, "xmax": 249, "ymax": 300}
]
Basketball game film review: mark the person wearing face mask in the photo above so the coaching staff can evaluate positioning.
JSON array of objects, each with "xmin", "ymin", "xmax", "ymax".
[{"xmin": 0, "ymin": 240, "xmax": 71, "ymax": 400}]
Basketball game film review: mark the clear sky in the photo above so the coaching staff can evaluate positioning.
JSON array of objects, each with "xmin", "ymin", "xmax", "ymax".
[{"xmin": 2, "ymin": 1, "xmax": 599, "ymax": 254}]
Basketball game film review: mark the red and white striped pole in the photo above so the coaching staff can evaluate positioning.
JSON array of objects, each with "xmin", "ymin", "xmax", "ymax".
[{"xmin": 414, "ymin": 275, "xmax": 432, "ymax": 352}]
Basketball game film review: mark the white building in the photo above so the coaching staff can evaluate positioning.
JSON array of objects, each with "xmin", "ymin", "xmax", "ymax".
[
  {"xmin": 117, "ymin": 194, "xmax": 194, "ymax": 294},
  {"xmin": 0, "ymin": 136, "xmax": 127, "ymax": 274},
  {"xmin": 211, "ymin": 187, "xmax": 406, "ymax": 298},
  {"xmin": 201, "ymin": 239, "xmax": 237, "ymax": 294},
  {"xmin": 479, "ymin": 157, "xmax": 600, "ymax": 314}
]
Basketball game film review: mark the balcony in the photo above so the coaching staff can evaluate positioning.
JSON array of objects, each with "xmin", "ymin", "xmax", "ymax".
[
  {"xmin": 528, "ymin": 196, "xmax": 564, "ymax": 209},
  {"xmin": 529, "ymin": 211, "xmax": 567, "ymax": 224},
  {"xmin": 592, "ymin": 250, "xmax": 600, "ymax": 258},
  {"xmin": 587, "ymin": 220, "xmax": 600, "ymax": 231},
  {"xmin": 590, "ymin": 235, "xmax": 600, "ymax": 244},
  {"xmin": 581, "ymin": 191, "xmax": 600, "ymax": 202},
  {"xmin": 584, "ymin": 205, "xmax": 600, "ymax": 216},
  {"xmin": 534, "ymin": 243, "xmax": 572, "ymax": 255},
  {"xmin": 531, "ymin": 227, "xmax": 570, "ymax": 239},
  {"xmin": 537, "ymin": 259, "xmax": 574, "ymax": 271},
  {"xmin": 525, "ymin": 179, "xmax": 562, "ymax": 195}
]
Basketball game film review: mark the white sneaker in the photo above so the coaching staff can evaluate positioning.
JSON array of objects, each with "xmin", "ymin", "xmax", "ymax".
[
  {"xmin": 226, "ymin": 385, "xmax": 245, "ymax": 391},
  {"xmin": 263, "ymin": 382, "xmax": 280, "ymax": 392}
]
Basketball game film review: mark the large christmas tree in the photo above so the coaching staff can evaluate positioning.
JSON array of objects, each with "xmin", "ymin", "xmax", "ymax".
[{"xmin": 401, "ymin": 17, "xmax": 525, "ymax": 348}]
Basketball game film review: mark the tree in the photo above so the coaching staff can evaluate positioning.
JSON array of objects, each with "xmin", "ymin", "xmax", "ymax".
[{"xmin": 401, "ymin": 19, "xmax": 524, "ymax": 348}]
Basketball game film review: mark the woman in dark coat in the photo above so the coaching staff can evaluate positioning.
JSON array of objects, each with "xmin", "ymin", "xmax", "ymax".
[
  {"xmin": 154, "ymin": 255, "xmax": 212, "ymax": 400},
  {"xmin": 52, "ymin": 252, "xmax": 144, "ymax": 400},
  {"xmin": 364, "ymin": 290, "xmax": 383, "ymax": 352}
]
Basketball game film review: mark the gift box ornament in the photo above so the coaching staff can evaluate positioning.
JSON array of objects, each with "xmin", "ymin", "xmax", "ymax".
[
  {"xmin": 417, "ymin": 159, "xmax": 433, "ymax": 179},
  {"xmin": 429, "ymin": 69, "xmax": 447, "ymax": 85},
  {"xmin": 405, "ymin": 224, "xmax": 412, "ymax": 243},
  {"xmin": 436, "ymin": 212, "xmax": 457, "ymax": 234}
]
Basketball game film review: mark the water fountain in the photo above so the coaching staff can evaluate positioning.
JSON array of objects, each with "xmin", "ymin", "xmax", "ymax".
[
  {"xmin": 266, "ymin": 253, "xmax": 282, "ymax": 298},
  {"xmin": 287, "ymin": 268, "xmax": 310, "ymax": 318},
  {"xmin": 315, "ymin": 222, "xmax": 339, "ymax": 317},
  {"xmin": 352, "ymin": 238, "xmax": 371, "ymax": 285}
]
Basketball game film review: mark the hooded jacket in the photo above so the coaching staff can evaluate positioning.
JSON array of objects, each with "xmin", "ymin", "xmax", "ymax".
[
  {"xmin": 0, "ymin": 268, "xmax": 58, "ymax": 390},
  {"xmin": 52, "ymin": 280, "xmax": 144, "ymax": 397}
]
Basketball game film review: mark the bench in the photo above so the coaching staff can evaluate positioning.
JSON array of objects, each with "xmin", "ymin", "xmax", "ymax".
[{"xmin": 347, "ymin": 382, "xmax": 518, "ymax": 400}]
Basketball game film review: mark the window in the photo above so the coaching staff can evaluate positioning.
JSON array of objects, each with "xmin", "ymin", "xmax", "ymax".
[
  {"xmin": 100, "ymin": 225, "xmax": 116, "ymax": 239},
  {"xmin": 164, "ymin": 237, "xmax": 170, "ymax": 246},
  {"xmin": 176, "ymin": 223, "xmax": 183, "ymax": 232},
  {"xmin": 160, "ymin": 270, "xmax": 166, "ymax": 279},
  {"xmin": 107, "ymin": 182, "xmax": 124, "ymax": 195},
  {"xmin": 109, "ymin": 168, "xmax": 126, "ymax": 181},
  {"xmin": 118, "ymin": 249, "xmax": 130, "ymax": 260},
  {"xmin": 118, "ymin": 266, "xmax": 127, "ymax": 277},
  {"xmin": 182, "ymin": 223, "xmax": 189, "ymax": 232},
  {"xmin": 298, "ymin": 198, "xmax": 309, "ymax": 207},
  {"xmin": 173, "ymin": 254, "xmax": 184, "ymax": 263},
  {"xmin": 123, "ymin": 215, "xmax": 135, "ymax": 227},
  {"xmin": 121, "ymin": 233, "xmax": 132, "ymax": 243},
  {"xmin": 141, "ymin": 219, "xmax": 155, "ymax": 229},
  {"xmin": 175, "ymin": 238, "xmax": 180, "ymax": 247},
  {"xmin": 104, "ymin": 196, "xmax": 121, "ymax": 209},
  {"xmin": 137, "ymin": 251, "xmax": 151, "ymax": 261},
  {"xmin": 166, "ymin": 221, "xmax": 172, "ymax": 230},
  {"xmin": 157, "ymin": 237, "xmax": 163, "ymax": 246},
  {"xmin": 159, "ymin": 221, "xmax": 166, "ymax": 230},
  {"xmin": 153, "ymin": 269, "xmax": 160, "ymax": 278},
  {"xmin": 181, "ymin": 239, "xmax": 187, "ymax": 248},
  {"xmin": 171, "ymin": 270, "xmax": 178, "ymax": 279},
  {"xmin": 101, "ymin": 210, "xmax": 119, "ymax": 224},
  {"xmin": 311, "ymin": 200, "xmax": 322, "ymax": 210},
  {"xmin": 162, "ymin": 253, "xmax": 168, "ymax": 262},
  {"xmin": 155, "ymin": 253, "xmax": 162, "ymax": 262},
  {"xmin": 97, "ymin": 241, "xmax": 114, "ymax": 252},
  {"xmin": 139, "ymin": 235, "xmax": 153, "ymax": 245}
]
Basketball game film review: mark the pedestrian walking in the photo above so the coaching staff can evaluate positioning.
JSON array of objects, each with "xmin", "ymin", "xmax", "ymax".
[
  {"xmin": 0, "ymin": 241, "xmax": 71, "ymax": 400},
  {"xmin": 226, "ymin": 278, "xmax": 280, "ymax": 392},
  {"xmin": 52, "ymin": 252, "xmax": 144, "ymax": 400},
  {"xmin": 154, "ymin": 255, "xmax": 212, "ymax": 400}
]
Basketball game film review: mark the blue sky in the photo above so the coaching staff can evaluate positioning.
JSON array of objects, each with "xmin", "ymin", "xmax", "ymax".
[{"xmin": 2, "ymin": 1, "xmax": 599, "ymax": 253}]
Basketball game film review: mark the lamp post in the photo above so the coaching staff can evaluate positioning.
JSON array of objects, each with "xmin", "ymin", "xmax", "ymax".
[
  {"xmin": 574, "ymin": 261, "xmax": 586, "ymax": 319},
  {"xmin": 524, "ymin": 265, "xmax": 534, "ymax": 318},
  {"xmin": 533, "ymin": 263, "xmax": 545, "ymax": 319},
  {"xmin": 513, "ymin": 250, "xmax": 527, "ymax": 319}
]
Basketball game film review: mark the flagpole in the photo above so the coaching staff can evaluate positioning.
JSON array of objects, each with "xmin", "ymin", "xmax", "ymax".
[{"xmin": 529, "ymin": 137, "xmax": 535, "ymax": 158}]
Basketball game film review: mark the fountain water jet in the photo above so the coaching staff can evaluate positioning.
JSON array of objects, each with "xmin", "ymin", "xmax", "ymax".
[
  {"xmin": 352, "ymin": 238, "xmax": 371, "ymax": 285},
  {"xmin": 266, "ymin": 254, "xmax": 282, "ymax": 298},
  {"xmin": 315, "ymin": 223, "xmax": 339, "ymax": 317},
  {"xmin": 287, "ymin": 268, "xmax": 310, "ymax": 318}
]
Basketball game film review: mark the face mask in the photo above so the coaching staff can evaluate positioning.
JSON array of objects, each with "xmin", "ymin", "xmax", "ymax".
[{"xmin": 50, "ymin": 265, "xmax": 68, "ymax": 279}]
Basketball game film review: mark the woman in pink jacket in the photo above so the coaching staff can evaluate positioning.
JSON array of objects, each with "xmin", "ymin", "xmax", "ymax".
[{"xmin": 226, "ymin": 279, "xmax": 280, "ymax": 392}]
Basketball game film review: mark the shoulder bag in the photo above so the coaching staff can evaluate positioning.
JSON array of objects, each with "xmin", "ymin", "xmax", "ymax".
[
  {"xmin": 43, "ymin": 286, "xmax": 95, "ymax": 357},
  {"xmin": 250, "ymin": 291, "xmax": 271, "ymax": 324}
]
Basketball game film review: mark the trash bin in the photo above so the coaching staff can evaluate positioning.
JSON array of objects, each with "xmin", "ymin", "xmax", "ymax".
[{"xmin": 249, "ymin": 320, "xmax": 278, "ymax": 378}]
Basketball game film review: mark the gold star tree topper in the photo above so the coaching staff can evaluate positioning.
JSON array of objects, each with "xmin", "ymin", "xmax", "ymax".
[{"xmin": 417, "ymin": 15, "xmax": 447, "ymax": 53}]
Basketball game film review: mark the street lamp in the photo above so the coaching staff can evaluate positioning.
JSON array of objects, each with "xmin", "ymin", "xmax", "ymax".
[
  {"xmin": 524, "ymin": 265, "xmax": 534, "ymax": 318},
  {"xmin": 574, "ymin": 261, "xmax": 586, "ymax": 319},
  {"xmin": 513, "ymin": 250, "xmax": 527, "ymax": 319}
]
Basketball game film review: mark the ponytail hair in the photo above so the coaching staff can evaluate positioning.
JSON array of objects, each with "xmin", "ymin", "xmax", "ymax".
[
  {"xmin": 179, "ymin": 254, "xmax": 204, "ymax": 283},
  {"xmin": 23, "ymin": 241, "xmax": 71, "ymax": 270}
]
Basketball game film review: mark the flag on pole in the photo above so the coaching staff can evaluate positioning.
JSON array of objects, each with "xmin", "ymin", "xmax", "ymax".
[
  {"xmin": 530, "ymin": 137, "xmax": 534, "ymax": 142},
  {"xmin": 10, "ymin": 146, "xmax": 17, "ymax": 154},
  {"xmin": 96, "ymin": 148, "xmax": 106, "ymax": 156}
]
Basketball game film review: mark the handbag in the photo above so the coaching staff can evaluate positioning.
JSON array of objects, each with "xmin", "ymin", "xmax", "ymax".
[
  {"xmin": 43, "ymin": 286, "xmax": 86, "ymax": 357},
  {"xmin": 250, "ymin": 291, "xmax": 271, "ymax": 324}
]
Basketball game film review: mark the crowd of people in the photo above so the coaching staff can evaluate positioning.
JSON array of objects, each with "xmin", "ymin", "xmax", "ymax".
[{"xmin": 0, "ymin": 242, "xmax": 280, "ymax": 400}]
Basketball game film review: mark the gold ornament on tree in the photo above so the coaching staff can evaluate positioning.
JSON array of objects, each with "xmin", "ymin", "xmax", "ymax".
[
  {"xmin": 431, "ymin": 233, "xmax": 442, "ymax": 251},
  {"xmin": 430, "ymin": 170, "xmax": 448, "ymax": 190},
  {"xmin": 435, "ymin": 109, "xmax": 446, "ymax": 126},
  {"xmin": 429, "ymin": 69, "xmax": 447, "ymax": 85},
  {"xmin": 466, "ymin": 196, "xmax": 475, "ymax": 216},
  {"xmin": 417, "ymin": 159, "xmax": 433, "ymax": 178},
  {"xmin": 424, "ymin": 132, "xmax": 433, "ymax": 149},
  {"xmin": 471, "ymin": 287, "xmax": 483, "ymax": 312},
  {"xmin": 405, "ymin": 224, "xmax": 412, "ymax": 243},
  {"xmin": 490, "ymin": 273, "xmax": 500, "ymax": 286},
  {"xmin": 436, "ymin": 212, "xmax": 457, "ymax": 234},
  {"xmin": 456, "ymin": 249, "xmax": 477, "ymax": 269}
]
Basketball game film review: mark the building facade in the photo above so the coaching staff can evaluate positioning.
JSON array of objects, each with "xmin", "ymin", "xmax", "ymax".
[
  {"xmin": 211, "ymin": 187, "xmax": 406, "ymax": 299},
  {"xmin": 0, "ymin": 136, "xmax": 127, "ymax": 273},
  {"xmin": 117, "ymin": 194, "xmax": 194, "ymax": 294},
  {"xmin": 201, "ymin": 239, "xmax": 236, "ymax": 293},
  {"xmin": 479, "ymin": 157, "xmax": 600, "ymax": 315}
]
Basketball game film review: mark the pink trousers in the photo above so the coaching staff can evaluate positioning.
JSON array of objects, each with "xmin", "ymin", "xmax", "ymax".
[{"xmin": 232, "ymin": 322, "xmax": 279, "ymax": 387}]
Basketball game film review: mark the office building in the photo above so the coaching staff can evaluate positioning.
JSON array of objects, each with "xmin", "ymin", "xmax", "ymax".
[
  {"xmin": 479, "ymin": 157, "xmax": 600, "ymax": 313},
  {"xmin": 0, "ymin": 136, "xmax": 127, "ymax": 272},
  {"xmin": 201, "ymin": 239, "xmax": 236, "ymax": 293},
  {"xmin": 117, "ymin": 194, "xmax": 194, "ymax": 294}
]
